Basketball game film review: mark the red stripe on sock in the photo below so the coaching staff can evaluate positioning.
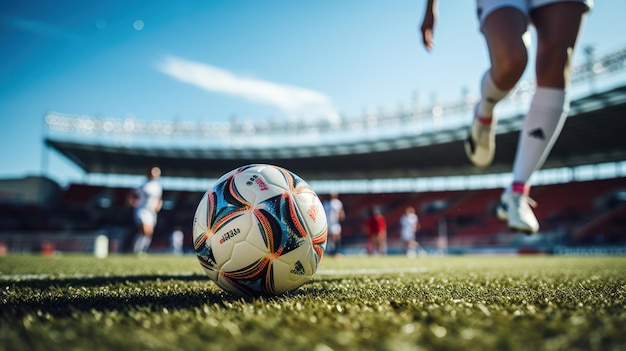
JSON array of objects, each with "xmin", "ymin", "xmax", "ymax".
[
  {"xmin": 512, "ymin": 182, "xmax": 530, "ymax": 195},
  {"xmin": 477, "ymin": 116, "xmax": 493, "ymax": 125}
]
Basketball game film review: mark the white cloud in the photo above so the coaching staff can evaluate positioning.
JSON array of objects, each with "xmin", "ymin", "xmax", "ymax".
[{"xmin": 156, "ymin": 55, "xmax": 338, "ymax": 120}]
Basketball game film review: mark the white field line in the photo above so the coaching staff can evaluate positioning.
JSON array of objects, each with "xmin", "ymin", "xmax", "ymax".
[
  {"xmin": 317, "ymin": 266, "xmax": 428, "ymax": 275},
  {"xmin": 0, "ymin": 267, "xmax": 428, "ymax": 281},
  {"xmin": 0, "ymin": 272, "xmax": 199, "ymax": 281}
]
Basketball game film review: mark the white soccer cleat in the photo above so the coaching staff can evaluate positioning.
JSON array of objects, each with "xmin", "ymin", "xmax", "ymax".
[
  {"xmin": 496, "ymin": 192, "xmax": 539, "ymax": 234},
  {"xmin": 464, "ymin": 109, "xmax": 495, "ymax": 168}
]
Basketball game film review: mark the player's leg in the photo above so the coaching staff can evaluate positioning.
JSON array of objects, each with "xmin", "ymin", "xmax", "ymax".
[
  {"xmin": 500, "ymin": 2, "xmax": 589, "ymax": 233},
  {"xmin": 512, "ymin": 1, "xmax": 588, "ymax": 182},
  {"xmin": 482, "ymin": 7, "xmax": 529, "ymax": 91},
  {"xmin": 466, "ymin": 4, "xmax": 529, "ymax": 168},
  {"xmin": 133, "ymin": 222, "xmax": 151, "ymax": 254},
  {"xmin": 333, "ymin": 233, "xmax": 342, "ymax": 257},
  {"xmin": 328, "ymin": 234, "xmax": 337, "ymax": 256},
  {"xmin": 132, "ymin": 210, "xmax": 145, "ymax": 253},
  {"xmin": 142, "ymin": 223, "xmax": 155, "ymax": 252},
  {"xmin": 406, "ymin": 239, "xmax": 418, "ymax": 258},
  {"xmin": 379, "ymin": 235, "xmax": 387, "ymax": 255},
  {"xmin": 373, "ymin": 235, "xmax": 382, "ymax": 255},
  {"xmin": 366, "ymin": 237, "xmax": 374, "ymax": 256},
  {"xmin": 134, "ymin": 210, "xmax": 156, "ymax": 254}
]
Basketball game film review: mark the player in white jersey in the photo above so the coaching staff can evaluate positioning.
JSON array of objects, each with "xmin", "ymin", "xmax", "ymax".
[
  {"xmin": 323, "ymin": 193, "xmax": 345, "ymax": 258},
  {"xmin": 420, "ymin": 0, "xmax": 592, "ymax": 233},
  {"xmin": 400, "ymin": 206, "xmax": 422, "ymax": 258},
  {"xmin": 131, "ymin": 166, "xmax": 163, "ymax": 254}
]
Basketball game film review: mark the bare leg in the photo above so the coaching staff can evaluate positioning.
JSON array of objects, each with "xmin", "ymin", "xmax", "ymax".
[
  {"xmin": 482, "ymin": 7, "xmax": 529, "ymax": 90},
  {"xmin": 532, "ymin": 2, "xmax": 588, "ymax": 88},
  {"xmin": 134, "ymin": 222, "xmax": 154, "ymax": 254}
]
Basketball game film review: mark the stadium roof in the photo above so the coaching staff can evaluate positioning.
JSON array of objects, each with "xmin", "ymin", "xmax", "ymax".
[{"xmin": 45, "ymin": 85, "xmax": 626, "ymax": 180}]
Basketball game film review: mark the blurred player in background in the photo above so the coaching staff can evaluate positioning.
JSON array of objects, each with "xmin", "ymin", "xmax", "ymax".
[
  {"xmin": 400, "ymin": 206, "xmax": 423, "ymax": 258},
  {"xmin": 420, "ymin": 0, "xmax": 592, "ymax": 233},
  {"xmin": 363, "ymin": 207, "xmax": 387, "ymax": 256},
  {"xmin": 171, "ymin": 226, "xmax": 184, "ymax": 255},
  {"xmin": 129, "ymin": 166, "xmax": 163, "ymax": 254},
  {"xmin": 323, "ymin": 193, "xmax": 345, "ymax": 258}
]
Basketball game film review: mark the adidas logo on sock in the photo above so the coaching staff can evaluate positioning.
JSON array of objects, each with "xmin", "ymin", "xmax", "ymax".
[{"xmin": 528, "ymin": 128, "xmax": 545, "ymax": 140}]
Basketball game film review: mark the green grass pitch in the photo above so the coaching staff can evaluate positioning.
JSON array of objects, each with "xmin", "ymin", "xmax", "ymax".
[{"xmin": 1, "ymin": 254, "xmax": 625, "ymax": 351}]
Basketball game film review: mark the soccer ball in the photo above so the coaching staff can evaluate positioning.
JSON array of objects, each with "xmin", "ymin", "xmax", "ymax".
[{"xmin": 192, "ymin": 164, "xmax": 328, "ymax": 297}]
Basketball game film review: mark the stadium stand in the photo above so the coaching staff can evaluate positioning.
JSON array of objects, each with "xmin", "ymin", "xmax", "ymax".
[
  {"xmin": 327, "ymin": 178, "xmax": 626, "ymax": 252},
  {"xmin": 0, "ymin": 174, "xmax": 624, "ymax": 254}
]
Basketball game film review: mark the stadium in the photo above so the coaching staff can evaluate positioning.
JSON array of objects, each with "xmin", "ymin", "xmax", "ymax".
[
  {"xmin": 2, "ymin": 21, "xmax": 626, "ymax": 351},
  {"xmin": 2, "ymin": 46, "xmax": 625, "ymax": 257}
]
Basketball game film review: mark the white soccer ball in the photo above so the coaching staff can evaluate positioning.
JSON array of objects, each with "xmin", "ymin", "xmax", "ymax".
[{"xmin": 192, "ymin": 164, "xmax": 328, "ymax": 297}]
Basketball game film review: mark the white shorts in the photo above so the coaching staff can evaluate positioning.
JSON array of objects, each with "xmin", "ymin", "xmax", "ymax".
[
  {"xmin": 401, "ymin": 231, "xmax": 416, "ymax": 242},
  {"xmin": 135, "ymin": 208, "xmax": 157, "ymax": 227},
  {"xmin": 329, "ymin": 223, "xmax": 342, "ymax": 236},
  {"xmin": 477, "ymin": 0, "xmax": 593, "ymax": 27}
]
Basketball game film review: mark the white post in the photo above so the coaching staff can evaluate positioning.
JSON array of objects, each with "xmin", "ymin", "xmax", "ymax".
[
  {"xmin": 94, "ymin": 235, "xmax": 109, "ymax": 259},
  {"xmin": 438, "ymin": 217, "xmax": 448, "ymax": 255}
]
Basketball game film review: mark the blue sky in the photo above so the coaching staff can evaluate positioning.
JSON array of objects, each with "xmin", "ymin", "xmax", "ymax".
[{"xmin": 1, "ymin": 1, "xmax": 625, "ymax": 186}]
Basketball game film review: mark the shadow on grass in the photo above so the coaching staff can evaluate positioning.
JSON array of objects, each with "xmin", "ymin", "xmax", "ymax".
[
  {"xmin": 0, "ymin": 274, "xmax": 246, "ymax": 318},
  {"xmin": 0, "ymin": 273, "xmax": 212, "ymax": 289},
  {"xmin": 0, "ymin": 275, "xmax": 339, "ymax": 318},
  {"xmin": 0, "ymin": 255, "xmax": 385, "ymax": 319}
]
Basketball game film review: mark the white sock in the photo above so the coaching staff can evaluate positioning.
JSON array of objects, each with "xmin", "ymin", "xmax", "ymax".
[
  {"xmin": 133, "ymin": 235, "xmax": 152, "ymax": 253},
  {"xmin": 477, "ymin": 70, "xmax": 511, "ymax": 119},
  {"xmin": 133, "ymin": 236, "xmax": 141, "ymax": 253},
  {"xmin": 142, "ymin": 236, "xmax": 152, "ymax": 252},
  {"xmin": 512, "ymin": 87, "xmax": 569, "ymax": 185}
]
